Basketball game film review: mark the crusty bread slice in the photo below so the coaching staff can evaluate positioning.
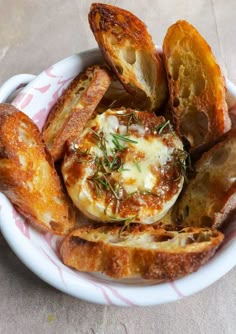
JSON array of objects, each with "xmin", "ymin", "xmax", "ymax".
[
  {"xmin": 89, "ymin": 3, "xmax": 168, "ymax": 111},
  {"xmin": 0, "ymin": 103, "xmax": 75, "ymax": 235},
  {"xmin": 176, "ymin": 127, "xmax": 236, "ymax": 229},
  {"xmin": 60, "ymin": 224, "xmax": 223, "ymax": 280},
  {"xmin": 42, "ymin": 65, "xmax": 111, "ymax": 161},
  {"xmin": 163, "ymin": 20, "xmax": 231, "ymax": 153}
]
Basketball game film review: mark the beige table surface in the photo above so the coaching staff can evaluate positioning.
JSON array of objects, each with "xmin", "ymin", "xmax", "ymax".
[{"xmin": 0, "ymin": 0, "xmax": 236, "ymax": 333}]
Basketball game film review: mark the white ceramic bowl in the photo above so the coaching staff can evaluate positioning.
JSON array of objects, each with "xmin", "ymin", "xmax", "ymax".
[{"xmin": 0, "ymin": 48, "xmax": 236, "ymax": 307}]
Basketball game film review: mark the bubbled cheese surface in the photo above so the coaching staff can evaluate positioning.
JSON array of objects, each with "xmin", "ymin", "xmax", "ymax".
[{"xmin": 62, "ymin": 108, "xmax": 184, "ymax": 224}]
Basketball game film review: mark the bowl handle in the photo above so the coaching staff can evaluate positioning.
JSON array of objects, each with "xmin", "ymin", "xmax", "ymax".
[{"xmin": 0, "ymin": 74, "xmax": 36, "ymax": 103}]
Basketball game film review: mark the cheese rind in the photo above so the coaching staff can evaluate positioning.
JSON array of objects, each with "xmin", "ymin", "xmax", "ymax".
[{"xmin": 62, "ymin": 109, "xmax": 184, "ymax": 224}]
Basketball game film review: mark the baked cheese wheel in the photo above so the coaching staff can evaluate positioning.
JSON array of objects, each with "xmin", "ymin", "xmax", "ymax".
[{"xmin": 62, "ymin": 108, "xmax": 185, "ymax": 224}]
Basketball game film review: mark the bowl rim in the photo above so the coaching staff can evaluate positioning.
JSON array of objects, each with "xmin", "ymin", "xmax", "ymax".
[{"xmin": 0, "ymin": 48, "xmax": 236, "ymax": 306}]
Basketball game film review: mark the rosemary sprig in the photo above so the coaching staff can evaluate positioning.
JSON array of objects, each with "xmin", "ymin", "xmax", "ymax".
[
  {"xmin": 109, "ymin": 156, "xmax": 121, "ymax": 171},
  {"xmin": 87, "ymin": 157, "xmax": 104, "ymax": 196},
  {"xmin": 117, "ymin": 167, "xmax": 130, "ymax": 172},
  {"xmin": 116, "ymin": 111, "xmax": 143, "ymax": 132},
  {"xmin": 88, "ymin": 156, "xmax": 121, "ymax": 199},
  {"xmin": 102, "ymin": 175, "xmax": 121, "ymax": 200},
  {"xmin": 86, "ymin": 126, "xmax": 139, "ymax": 206},
  {"xmin": 130, "ymin": 112, "xmax": 142, "ymax": 126},
  {"xmin": 104, "ymin": 195, "xmax": 120, "ymax": 217},
  {"xmin": 89, "ymin": 128, "xmax": 120, "ymax": 171},
  {"xmin": 118, "ymin": 216, "xmax": 137, "ymax": 237},
  {"xmin": 127, "ymin": 112, "xmax": 142, "ymax": 131},
  {"xmin": 77, "ymin": 148, "xmax": 89, "ymax": 155},
  {"xmin": 154, "ymin": 120, "xmax": 174, "ymax": 135},
  {"xmin": 124, "ymin": 189, "xmax": 160, "ymax": 200},
  {"xmin": 124, "ymin": 191, "xmax": 139, "ymax": 199},
  {"xmin": 106, "ymin": 215, "xmax": 134, "ymax": 223},
  {"xmin": 112, "ymin": 136, "xmax": 125, "ymax": 152},
  {"xmin": 87, "ymin": 176, "xmax": 106, "ymax": 197},
  {"xmin": 173, "ymin": 149, "xmax": 191, "ymax": 183},
  {"xmin": 89, "ymin": 128, "xmax": 101, "ymax": 139},
  {"xmin": 134, "ymin": 159, "xmax": 141, "ymax": 172},
  {"xmin": 70, "ymin": 144, "xmax": 93, "ymax": 163},
  {"xmin": 107, "ymin": 99, "xmax": 118, "ymax": 108},
  {"xmin": 116, "ymin": 111, "xmax": 142, "ymax": 124},
  {"xmin": 111, "ymin": 133, "xmax": 138, "ymax": 144}
]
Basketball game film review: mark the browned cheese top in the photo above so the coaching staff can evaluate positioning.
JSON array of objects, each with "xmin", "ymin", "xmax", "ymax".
[{"xmin": 62, "ymin": 108, "xmax": 185, "ymax": 224}]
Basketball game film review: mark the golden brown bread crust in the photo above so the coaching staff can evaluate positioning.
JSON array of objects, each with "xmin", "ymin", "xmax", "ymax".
[
  {"xmin": 42, "ymin": 65, "xmax": 111, "ymax": 161},
  {"xmin": 60, "ymin": 224, "xmax": 223, "ymax": 280},
  {"xmin": 163, "ymin": 20, "xmax": 231, "ymax": 153},
  {"xmin": 89, "ymin": 3, "xmax": 168, "ymax": 111},
  {"xmin": 0, "ymin": 103, "xmax": 75, "ymax": 235},
  {"xmin": 176, "ymin": 127, "xmax": 236, "ymax": 229}
]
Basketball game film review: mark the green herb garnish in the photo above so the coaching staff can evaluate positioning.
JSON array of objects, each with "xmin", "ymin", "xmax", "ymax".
[
  {"xmin": 134, "ymin": 159, "xmax": 141, "ymax": 172},
  {"xmin": 102, "ymin": 175, "xmax": 121, "ymax": 200},
  {"xmin": 118, "ymin": 217, "xmax": 137, "ymax": 237},
  {"xmin": 124, "ymin": 189, "xmax": 160, "ymax": 200},
  {"xmin": 117, "ymin": 111, "xmax": 142, "ymax": 124},
  {"xmin": 126, "ymin": 112, "xmax": 142, "ymax": 131},
  {"xmin": 112, "ymin": 136, "xmax": 125, "ymax": 152},
  {"xmin": 89, "ymin": 128, "xmax": 101, "ymax": 139},
  {"xmin": 111, "ymin": 133, "xmax": 138, "ymax": 144},
  {"xmin": 154, "ymin": 120, "xmax": 174, "ymax": 135},
  {"xmin": 173, "ymin": 149, "xmax": 191, "ymax": 183}
]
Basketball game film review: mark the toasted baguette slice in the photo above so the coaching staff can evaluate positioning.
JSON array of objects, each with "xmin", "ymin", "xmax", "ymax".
[
  {"xmin": 42, "ymin": 65, "xmax": 111, "ymax": 161},
  {"xmin": 163, "ymin": 20, "xmax": 231, "ymax": 153},
  {"xmin": 0, "ymin": 104, "xmax": 75, "ymax": 235},
  {"xmin": 176, "ymin": 127, "xmax": 236, "ymax": 229},
  {"xmin": 89, "ymin": 3, "xmax": 168, "ymax": 111},
  {"xmin": 60, "ymin": 224, "xmax": 223, "ymax": 280}
]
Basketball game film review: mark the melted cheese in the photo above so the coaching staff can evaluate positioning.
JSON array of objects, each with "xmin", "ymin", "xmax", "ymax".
[
  {"xmin": 118, "ymin": 136, "xmax": 173, "ymax": 193},
  {"xmin": 62, "ymin": 109, "xmax": 184, "ymax": 224}
]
